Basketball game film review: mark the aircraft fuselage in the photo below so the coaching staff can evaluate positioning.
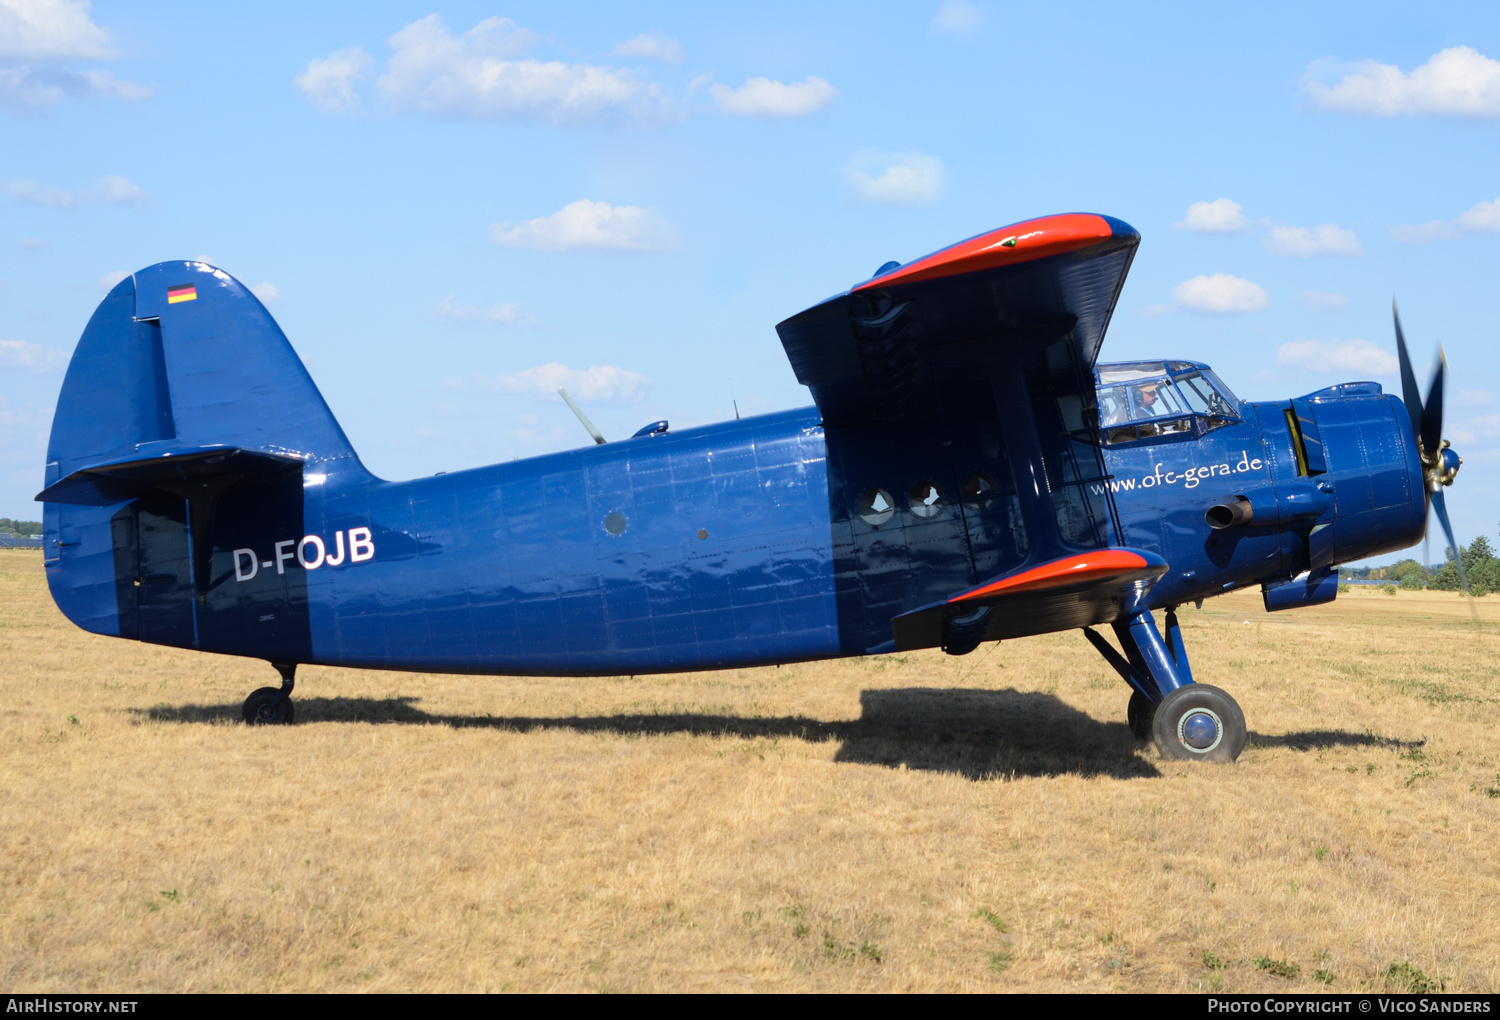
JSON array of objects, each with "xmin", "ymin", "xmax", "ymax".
[{"xmin": 46, "ymin": 377, "xmax": 1426, "ymax": 676}]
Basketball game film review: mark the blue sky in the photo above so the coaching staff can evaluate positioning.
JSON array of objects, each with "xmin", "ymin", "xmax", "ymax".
[{"xmin": 2, "ymin": 0, "xmax": 1498, "ymax": 559}]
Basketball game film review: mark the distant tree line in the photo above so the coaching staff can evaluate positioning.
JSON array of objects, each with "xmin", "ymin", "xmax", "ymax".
[
  {"xmin": 1347, "ymin": 531, "xmax": 1500, "ymax": 596},
  {"xmin": 1341, "ymin": 562, "xmax": 1440, "ymax": 580},
  {"xmin": 0, "ymin": 518, "xmax": 42, "ymax": 537}
]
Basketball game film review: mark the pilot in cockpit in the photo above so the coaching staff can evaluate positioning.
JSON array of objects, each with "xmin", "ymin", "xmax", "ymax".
[{"xmin": 1135, "ymin": 382, "xmax": 1162, "ymax": 416}]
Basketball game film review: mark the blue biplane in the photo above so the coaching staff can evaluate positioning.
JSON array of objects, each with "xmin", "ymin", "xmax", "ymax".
[{"xmin": 38, "ymin": 213, "xmax": 1462, "ymax": 762}]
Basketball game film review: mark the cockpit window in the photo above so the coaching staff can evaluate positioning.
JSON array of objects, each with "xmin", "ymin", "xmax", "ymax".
[{"xmin": 1095, "ymin": 361, "xmax": 1241, "ymax": 443}]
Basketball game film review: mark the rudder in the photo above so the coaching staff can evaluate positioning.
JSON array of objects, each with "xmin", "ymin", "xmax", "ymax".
[{"xmin": 41, "ymin": 262, "xmax": 366, "ymax": 644}]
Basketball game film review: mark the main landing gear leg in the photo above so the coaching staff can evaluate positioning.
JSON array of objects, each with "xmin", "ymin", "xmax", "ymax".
[
  {"xmin": 1083, "ymin": 607, "xmax": 1246, "ymax": 762},
  {"xmin": 242, "ymin": 661, "xmax": 296, "ymax": 725}
]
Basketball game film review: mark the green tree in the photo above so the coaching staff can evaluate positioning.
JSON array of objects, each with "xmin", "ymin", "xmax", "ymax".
[
  {"xmin": 1431, "ymin": 536, "xmax": 1498, "ymax": 596},
  {"xmin": 1388, "ymin": 558, "xmax": 1426, "ymax": 590}
]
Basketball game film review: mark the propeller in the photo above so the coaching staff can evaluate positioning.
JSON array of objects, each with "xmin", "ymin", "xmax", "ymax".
[{"xmin": 1393, "ymin": 302, "xmax": 1466, "ymax": 592}]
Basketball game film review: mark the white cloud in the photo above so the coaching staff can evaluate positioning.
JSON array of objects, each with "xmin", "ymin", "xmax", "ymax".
[
  {"xmin": 1175, "ymin": 198, "xmax": 1248, "ymax": 233},
  {"xmin": 478, "ymin": 362, "xmax": 650, "ymax": 405},
  {"xmin": 0, "ymin": 67, "xmax": 148, "ymax": 109},
  {"xmin": 710, "ymin": 76, "xmax": 835, "ymax": 117},
  {"xmin": 1140, "ymin": 303, "xmax": 1175, "ymax": 317},
  {"xmin": 1457, "ymin": 389, "xmax": 1493, "ymax": 408},
  {"xmin": 491, "ymin": 199, "xmax": 682, "ymax": 253},
  {"xmin": 1170, "ymin": 273, "xmax": 1269, "ymax": 314},
  {"xmin": 1305, "ymin": 46, "xmax": 1500, "ymax": 117},
  {"xmin": 95, "ymin": 269, "xmax": 125, "ymax": 291},
  {"xmin": 1469, "ymin": 411, "xmax": 1500, "ymax": 437},
  {"xmin": 19, "ymin": 235, "xmax": 45, "ymax": 249},
  {"xmin": 1, "ymin": 174, "xmax": 146, "ymax": 208},
  {"xmin": 1298, "ymin": 290, "xmax": 1348, "ymax": 311},
  {"xmin": 0, "ymin": 2, "xmax": 150, "ymax": 110},
  {"xmin": 250, "ymin": 282, "xmax": 281, "ymax": 305},
  {"xmin": 1264, "ymin": 223, "xmax": 1362, "ymax": 257},
  {"xmin": 1395, "ymin": 196, "xmax": 1500, "ymax": 243},
  {"xmin": 295, "ymin": 45, "xmax": 371, "ymax": 113},
  {"xmin": 0, "ymin": 0, "xmax": 112, "ymax": 61},
  {"xmin": 844, "ymin": 150, "xmax": 944, "ymax": 206},
  {"xmin": 0, "ymin": 394, "xmax": 50, "ymax": 427},
  {"xmin": 1456, "ymin": 198, "xmax": 1500, "ymax": 232},
  {"xmin": 433, "ymin": 294, "xmax": 535, "ymax": 326},
  {"xmin": 1, "ymin": 176, "xmax": 72, "ymax": 206},
  {"xmin": 72, "ymin": 68, "xmax": 143, "ymax": 99},
  {"xmin": 78, "ymin": 173, "xmax": 146, "ymax": 207},
  {"xmin": 373, "ymin": 15, "xmax": 655, "ymax": 124},
  {"xmin": 1392, "ymin": 220, "xmax": 1457, "ymax": 244},
  {"xmin": 1276, "ymin": 338, "xmax": 1397, "ymax": 376},
  {"xmin": 612, "ymin": 33, "xmax": 682, "ymax": 63},
  {"xmin": 931, "ymin": 1, "xmax": 981, "ymax": 34},
  {"xmin": 0, "ymin": 337, "xmax": 66, "ymax": 371}
]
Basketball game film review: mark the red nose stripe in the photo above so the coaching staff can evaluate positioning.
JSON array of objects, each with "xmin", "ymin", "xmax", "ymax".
[
  {"xmin": 854, "ymin": 213, "xmax": 1115, "ymax": 292},
  {"xmin": 949, "ymin": 550, "xmax": 1153, "ymax": 603}
]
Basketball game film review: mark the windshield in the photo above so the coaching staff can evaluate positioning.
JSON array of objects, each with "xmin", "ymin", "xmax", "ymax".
[{"xmin": 1174, "ymin": 371, "xmax": 1238, "ymax": 418}]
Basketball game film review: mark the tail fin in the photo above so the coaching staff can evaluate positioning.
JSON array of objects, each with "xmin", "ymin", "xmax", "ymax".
[
  {"xmin": 40, "ymin": 261, "xmax": 363, "ymax": 643},
  {"xmin": 48, "ymin": 261, "xmax": 356, "ymax": 479}
]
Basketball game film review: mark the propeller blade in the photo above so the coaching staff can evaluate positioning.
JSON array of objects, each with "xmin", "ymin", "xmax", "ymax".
[
  {"xmin": 1393, "ymin": 302, "xmax": 1425, "ymax": 447},
  {"xmin": 1420, "ymin": 345, "xmax": 1446, "ymax": 460},
  {"xmin": 1430, "ymin": 488, "xmax": 1467, "ymax": 596}
]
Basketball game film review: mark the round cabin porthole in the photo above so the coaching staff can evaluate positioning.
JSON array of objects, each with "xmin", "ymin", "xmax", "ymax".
[
  {"xmin": 697, "ymin": 529, "xmax": 708, "ymax": 540},
  {"xmin": 908, "ymin": 480, "xmax": 946, "ymax": 518},
  {"xmin": 604, "ymin": 512, "xmax": 628, "ymax": 536},
  {"xmin": 856, "ymin": 487, "xmax": 895, "ymax": 526},
  {"xmin": 962, "ymin": 471, "xmax": 997, "ymax": 508}
]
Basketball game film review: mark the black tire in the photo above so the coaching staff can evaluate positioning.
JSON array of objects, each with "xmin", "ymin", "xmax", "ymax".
[
  {"xmin": 941, "ymin": 605, "xmax": 992, "ymax": 656},
  {"xmin": 242, "ymin": 687, "xmax": 295, "ymax": 725},
  {"xmin": 1127, "ymin": 690, "xmax": 1155, "ymax": 742},
  {"xmin": 1151, "ymin": 684, "xmax": 1245, "ymax": 763}
]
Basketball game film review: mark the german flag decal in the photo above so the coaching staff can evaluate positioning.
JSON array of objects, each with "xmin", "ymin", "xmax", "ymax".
[{"xmin": 167, "ymin": 284, "xmax": 197, "ymax": 304}]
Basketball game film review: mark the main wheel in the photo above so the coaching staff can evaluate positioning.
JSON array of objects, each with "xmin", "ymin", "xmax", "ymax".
[
  {"xmin": 1150, "ymin": 684, "xmax": 1245, "ymax": 763},
  {"xmin": 242, "ymin": 687, "xmax": 295, "ymax": 725},
  {"xmin": 1127, "ymin": 690, "xmax": 1155, "ymax": 741},
  {"xmin": 942, "ymin": 605, "xmax": 992, "ymax": 656}
]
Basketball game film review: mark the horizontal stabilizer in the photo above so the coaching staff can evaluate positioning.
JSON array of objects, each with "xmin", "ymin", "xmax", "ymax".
[
  {"xmin": 36, "ymin": 445, "xmax": 303, "ymax": 506},
  {"xmin": 890, "ymin": 549, "xmax": 1168, "ymax": 652}
]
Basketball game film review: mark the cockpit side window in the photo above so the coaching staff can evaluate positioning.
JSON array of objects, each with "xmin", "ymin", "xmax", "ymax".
[
  {"xmin": 1098, "ymin": 384, "xmax": 1132, "ymax": 426},
  {"xmin": 1095, "ymin": 361, "xmax": 1242, "ymax": 444}
]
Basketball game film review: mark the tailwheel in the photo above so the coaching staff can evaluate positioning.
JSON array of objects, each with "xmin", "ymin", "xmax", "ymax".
[
  {"xmin": 1127, "ymin": 690, "xmax": 1154, "ymax": 742},
  {"xmin": 1150, "ymin": 684, "xmax": 1246, "ymax": 763},
  {"xmin": 242, "ymin": 687, "xmax": 294, "ymax": 725}
]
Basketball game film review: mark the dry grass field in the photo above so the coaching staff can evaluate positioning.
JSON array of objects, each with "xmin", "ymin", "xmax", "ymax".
[{"xmin": 2, "ymin": 548, "xmax": 1498, "ymax": 993}]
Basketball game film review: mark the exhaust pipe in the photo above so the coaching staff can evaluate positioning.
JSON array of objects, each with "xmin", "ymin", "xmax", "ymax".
[{"xmin": 1205, "ymin": 496, "xmax": 1253, "ymax": 530}]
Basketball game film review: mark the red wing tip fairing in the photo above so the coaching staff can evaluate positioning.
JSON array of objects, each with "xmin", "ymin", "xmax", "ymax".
[{"xmin": 853, "ymin": 213, "xmax": 1134, "ymax": 292}]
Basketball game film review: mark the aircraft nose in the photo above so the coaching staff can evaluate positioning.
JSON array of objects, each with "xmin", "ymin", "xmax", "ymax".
[{"xmin": 1432, "ymin": 442, "xmax": 1462, "ymax": 491}]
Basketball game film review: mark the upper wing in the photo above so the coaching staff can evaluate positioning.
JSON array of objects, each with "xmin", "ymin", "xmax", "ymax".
[{"xmin": 775, "ymin": 213, "xmax": 1139, "ymax": 426}]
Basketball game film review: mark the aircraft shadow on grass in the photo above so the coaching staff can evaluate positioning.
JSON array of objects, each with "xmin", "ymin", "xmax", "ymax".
[{"xmin": 133, "ymin": 687, "xmax": 1420, "ymax": 781}]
